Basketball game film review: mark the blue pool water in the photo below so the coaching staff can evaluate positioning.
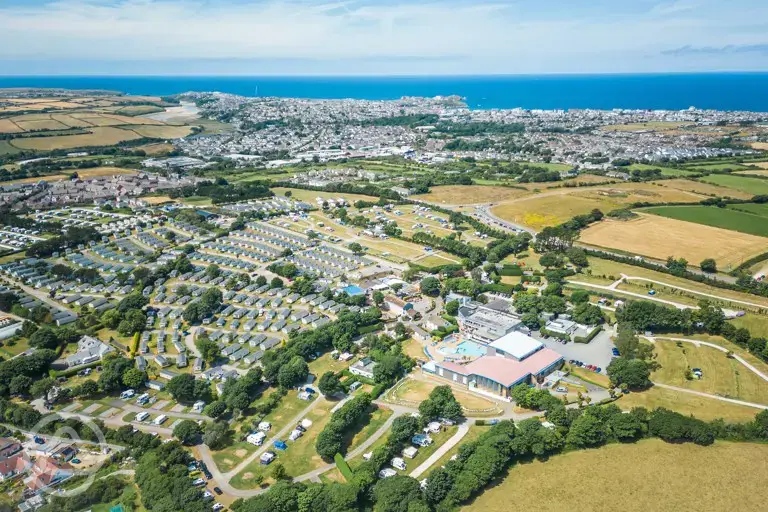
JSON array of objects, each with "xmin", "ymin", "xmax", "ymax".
[{"xmin": 439, "ymin": 340, "xmax": 486, "ymax": 357}]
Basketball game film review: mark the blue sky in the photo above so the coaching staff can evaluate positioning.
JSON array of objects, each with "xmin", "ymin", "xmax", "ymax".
[{"xmin": 1, "ymin": 0, "xmax": 767, "ymax": 75}]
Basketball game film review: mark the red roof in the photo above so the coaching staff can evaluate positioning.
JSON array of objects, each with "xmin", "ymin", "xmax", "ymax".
[{"xmin": 458, "ymin": 348, "xmax": 563, "ymax": 388}]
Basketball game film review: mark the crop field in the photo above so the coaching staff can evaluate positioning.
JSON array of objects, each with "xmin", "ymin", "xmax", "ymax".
[
  {"xmin": 128, "ymin": 125, "xmax": 194, "ymax": 139},
  {"xmin": 736, "ymin": 169, "xmax": 768, "ymax": 176},
  {"xmin": 685, "ymin": 162, "xmax": 751, "ymax": 171},
  {"xmin": 642, "ymin": 205, "xmax": 768, "ymax": 237},
  {"xmin": 464, "ymin": 439, "xmax": 768, "ymax": 512},
  {"xmin": 651, "ymin": 342, "xmax": 768, "ymax": 404},
  {"xmin": 491, "ymin": 194, "xmax": 609, "ymax": 229},
  {"xmin": 8, "ymin": 126, "xmax": 143, "ymax": 150},
  {"xmin": 415, "ymin": 185, "xmax": 528, "ymax": 205},
  {"xmin": 658, "ymin": 178, "xmax": 753, "ymax": 199},
  {"xmin": 627, "ymin": 163, "xmax": 698, "ymax": 177},
  {"xmin": 699, "ymin": 174, "xmax": 768, "ymax": 196},
  {"xmin": 134, "ymin": 142, "xmax": 175, "ymax": 155},
  {"xmin": 578, "ymin": 215, "xmax": 767, "ymax": 270},
  {"xmin": 752, "ymin": 142, "xmax": 768, "ymax": 150},
  {"xmin": 728, "ymin": 202, "xmax": 768, "ymax": 218}
]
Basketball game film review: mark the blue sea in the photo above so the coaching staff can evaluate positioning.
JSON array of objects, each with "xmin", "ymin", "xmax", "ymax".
[{"xmin": 1, "ymin": 74, "xmax": 768, "ymax": 111}]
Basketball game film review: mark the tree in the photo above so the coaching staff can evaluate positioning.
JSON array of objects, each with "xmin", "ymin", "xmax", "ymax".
[
  {"xmin": 28, "ymin": 328, "xmax": 60, "ymax": 350},
  {"xmin": 424, "ymin": 468, "xmax": 454, "ymax": 505},
  {"xmin": 203, "ymin": 421, "xmax": 230, "ymax": 450},
  {"xmin": 700, "ymin": 258, "xmax": 717, "ymax": 274},
  {"xmin": 373, "ymin": 476, "xmax": 424, "ymax": 512},
  {"xmin": 74, "ymin": 380, "xmax": 99, "ymax": 397},
  {"xmin": 539, "ymin": 252, "xmax": 563, "ymax": 269},
  {"xmin": 372, "ymin": 291, "xmax": 385, "ymax": 306},
  {"xmin": 122, "ymin": 368, "xmax": 147, "ymax": 390},
  {"xmin": 195, "ymin": 336, "xmax": 220, "ymax": 364},
  {"xmin": 348, "ymin": 242, "xmax": 364, "ymax": 255},
  {"xmin": 173, "ymin": 420, "xmax": 202, "ymax": 445},
  {"xmin": 570, "ymin": 289, "xmax": 591, "ymax": 305},
  {"xmin": 521, "ymin": 312, "xmax": 541, "ymax": 330},
  {"xmin": 117, "ymin": 310, "xmax": 146, "ymax": 336},
  {"xmin": 277, "ymin": 356, "xmax": 309, "ymax": 389},
  {"xmin": 204, "ymin": 401, "xmax": 227, "ymax": 418},
  {"xmin": 572, "ymin": 303, "xmax": 603, "ymax": 325},
  {"xmin": 566, "ymin": 412, "xmax": 607, "ymax": 448},
  {"xmin": 613, "ymin": 324, "xmax": 640, "ymax": 359},
  {"xmin": 117, "ymin": 293, "xmax": 148, "ymax": 312},
  {"xmin": 98, "ymin": 357, "xmax": 134, "ymax": 393},
  {"xmin": 318, "ymin": 372, "xmax": 343, "ymax": 396},
  {"xmin": 271, "ymin": 462, "xmax": 287, "ymax": 481},
  {"xmin": 372, "ymin": 355, "xmax": 404, "ymax": 384},
  {"xmin": 566, "ymin": 247, "xmax": 589, "ymax": 268},
  {"xmin": 9, "ymin": 375, "xmax": 33, "ymax": 396},
  {"xmin": 607, "ymin": 357, "xmax": 651, "ymax": 390},
  {"xmin": 390, "ymin": 415, "xmax": 419, "ymax": 445},
  {"xmin": 608, "ymin": 410, "xmax": 645, "ymax": 440},
  {"xmin": 419, "ymin": 277, "xmax": 441, "ymax": 297},
  {"xmin": 270, "ymin": 277, "xmax": 284, "ymax": 289},
  {"xmin": 30, "ymin": 377, "xmax": 55, "ymax": 399},
  {"xmin": 101, "ymin": 309, "xmax": 122, "ymax": 329},
  {"xmin": 445, "ymin": 300, "xmax": 460, "ymax": 316},
  {"xmin": 167, "ymin": 374, "xmax": 211, "ymax": 403}
]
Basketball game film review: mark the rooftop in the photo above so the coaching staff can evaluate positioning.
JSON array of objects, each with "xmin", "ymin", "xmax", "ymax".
[{"xmin": 489, "ymin": 331, "xmax": 543, "ymax": 361}]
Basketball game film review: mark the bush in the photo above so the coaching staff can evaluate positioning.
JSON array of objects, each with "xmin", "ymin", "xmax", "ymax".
[
  {"xmin": 334, "ymin": 453, "xmax": 354, "ymax": 481},
  {"xmin": 574, "ymin": 326, "xmax": 602, "ymax": 344}
]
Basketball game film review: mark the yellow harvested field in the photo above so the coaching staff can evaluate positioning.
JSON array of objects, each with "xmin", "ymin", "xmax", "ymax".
[
  {"xmin": 602, "ymin": 121, "xmax": 688, "ymax": 132},
  {"xmin": 0, "ymin": 119, "xmax": 23, "ymax": 134},
  {"xmin": 74, "ymin": 167, "xmax": 139, "ymax": 178},
  {"xmin": 573, "ymin": 182, "xmax": 703, "ymax": 205},
  {"xmin": 134, "ymin": 143, "xmax": 174, "ymax": 155},
  {"xmin": 579, "ymin": 215, "xmax": 768, "ymax": 269},
  {"xmin": 751, "ymin": 142, "xmax": 768, "ymax": 150},
  {"xmin": 416, "ymin": 185, "xmax": 528, "ymax": 205},
  {"xmin": 464, "ymin": 440, "xmax": 768, "ymax": 512},
  {"xmin": 9, "ymin": 127, "xmax": 142, "ymax": 150},
  {"xmin": 415, "ymin": 253, "xmax": 460, "ymax": 266},
  {"xmin": 491, "ymin": 194, "xmax": 609, "ymax": 229},
  {"xmin": 128, "ymin": 125, "xmax": 194, "ymax": 138},
  {"xmin": 50, "ymin": 114, "xmax": 96, "ymax": 128},
  {"xmin": 140, "ymin": 195, "xmax": 176, "ymax": 205},
  {"xmin": 736, "ymin": 169, "xmax": 768, "ymax": 176},
  {"xmin": 660, "ymin": 178, "xmax": 754, "ymax": 199},
  {"xmin": 104, "ymin": 114, "xmax": 163, "ymax": 125},
  {"xmin": 14, "ymin": 119, "xmax": 70, "ymax": 131},
  {"xmin": 617, "ymin": 385, "xmax": 760, "ymax": 422}
]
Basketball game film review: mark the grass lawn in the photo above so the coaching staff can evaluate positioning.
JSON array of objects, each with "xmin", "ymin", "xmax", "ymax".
[
  {"xmin": 387, "ymin": 378, "xmax": 500, "ymax": 415},
  {"xmin": 628, "ymin": 163, "xmax": 698, "ymax": 177},
  {"xmin": 179, "ymin": 196, "xmax": 213, "ymax": 206},
  {"xmin": 616, "ymin": 386, "xmax": 760, "ymax": 422},
  {"xmin": 728, "ymin": 202, "xmax": 768, "ymax": 219},
  {"xmin": 463, "ymin": 439, "xmax": 768, "ymax": 512},
  {"xmin": 414, "ymin": 253, "xmax": 460, "ymax": 267},
  {"xmin": 279, "ymin": 399, "xmax": 334, "ymax": 477},
  {"xmin": 346, "ymin": 405, "xmax": 394, "ymax": 453},
  {"xmin": 228, "ymin": 458, "xmax": 270, "ymax": 490},
  {"xmin": 651, "ymin": 342, "xmax": 768, "ymax": 404},
  {"xmin": 565, "ymin": 363, "xmax": 612, "ymax": 388},
  {"xmin": 211, "ymin": 442, "xmax": 259, "ymax": 474},
  {"xmin": 308, "ymin": 353, "xmax": 352, "ymax": 379},
  {"xmin": 699, "ymin": 174, "xmax": 768, "ymax": 195},
  {"xmin": 398, "ymin": 426, "xmax": 457, "ymax": 473},
  {"xmin": 426, "ymin": 425, "xmax": 490, "ymax": 476},
  {"xmin": 642, "ymin": 205, "xmax": 768, "ymax": 237},
  {"xmin": 729, "ymin": 313, "xmax": 768, "ymax": 339},
  {"xmin": 0, "ymin": 337, "xmax": 29, "ymax": 358},
  {"xmin": 403, "ymin": 337, "xmax": 428, "ymax": 360},
  {"xmin": 415, "ymin": 185, "xmax": 528, "ymax": 205},
  {"xmin": 259, "ymin": 389, "xmax": 314, "ymax": 434}
]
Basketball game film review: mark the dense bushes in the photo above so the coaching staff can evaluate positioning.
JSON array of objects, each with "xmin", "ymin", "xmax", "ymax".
[{"xmin": 315, "ymin": 394, "xmax": 373, "ymax": 459}]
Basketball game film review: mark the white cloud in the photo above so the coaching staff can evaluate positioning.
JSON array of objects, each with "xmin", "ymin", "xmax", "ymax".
[{"xmin": 0, "ymin": 0, "xmax": 766, "ymax": 73}]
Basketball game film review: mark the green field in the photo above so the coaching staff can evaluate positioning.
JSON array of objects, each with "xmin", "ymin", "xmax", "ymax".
[
  {"xmin": 728, "ymin": 202, "xmax": 768, "ymax": 218},
  {"xmin": 699, "ymin": 174, "xmax": 768, "ymax": 195},
  {"xmin": 628, "ymin": 163, "xmax": 698, "ymax": 177},
  {"xmin": 642, "ymin": 205, "xmax": 768, "ymax": 237},
  {"xmin": 685, "ymin": 163, "xmax": 751, "ymax": 171}
]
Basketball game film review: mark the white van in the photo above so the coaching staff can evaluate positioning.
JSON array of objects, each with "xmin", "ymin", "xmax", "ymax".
[
  {"xmin": 153, "ymin": 414, "xmax": 168, "ymax": 425},
  {"xmin": 120, "ymin": 389, "xmax": 136, "ymax": 400},
  {"xmin": 135, "ymin": 412, "xmax": 150, "ymax": 422},
  {"xmin": 391, "ymin": 457, "xmax": 407, "ymax": 471}
]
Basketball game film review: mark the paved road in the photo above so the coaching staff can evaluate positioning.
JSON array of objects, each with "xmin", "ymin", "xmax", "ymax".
[
  {"xmin": 113, "ymin": 400, "xmax": 210, "ymax": 421},
  {"xmin": 409, "ymin": 422, "xmax": 469, "ymax": 479},
  {"xmin": 569, "ymin": 280, "xmax": 695, "ymax": 310},
  {"xmin": 625, "ymin": 275, "xmax": 768, "ymax": 311}
]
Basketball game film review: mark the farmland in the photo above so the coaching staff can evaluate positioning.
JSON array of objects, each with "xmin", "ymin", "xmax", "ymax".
[
  {"xmin": 578, "ymin": 214, "xmax": 768, "ymax": 270},
  {"xmin": 642, "ymin": 205, "xmax": 768, "ymax": 237},
  {"xmin": 464, "ymin": 440, "xmax": 768, "ymax": 512},
  {"xmin": 659, "ymin": 178, "xmax": 753, "ymax": 199},
  {"xmin": 699, "ymin": 174, "xmax": 768, "ymax": 196},
  {"xmin": 8, "ymin": 126, "xmax": 143, "ymax": 150},
  {"xmin": 415, "ymin": 185, "xmax": 528, "ymax": 205},
  {"xmin": 627, "ymin": 163, "xmax": 698, "ymax": 177}
]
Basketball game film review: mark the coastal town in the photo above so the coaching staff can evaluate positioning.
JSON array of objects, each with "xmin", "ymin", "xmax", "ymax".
[{"xmin": 0, "ymin": 87, "xmax": 766, "ymax": 512}]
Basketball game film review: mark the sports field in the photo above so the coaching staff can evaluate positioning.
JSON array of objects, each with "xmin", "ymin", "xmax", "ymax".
[
  {"xmin": 578, "ymin": 215, "xmax": 767, "ymax": 269},
  {"xmin": 464, "ymin": 440, "xmax": 768, "ymax": 512},
  {"xmin": 643, "ymin": 205, "xmax": 768, "ymax": 237},
  {"xmin": 415, "ymin": 185, "xmax": 528, "ymax": 205},
  {"xmin": 699, "ymin": 174, "xmax": 768, "ymax": 196},
  {"xmin": 651, "ymin": 342, "xmax": 768, "ymax": 404}
]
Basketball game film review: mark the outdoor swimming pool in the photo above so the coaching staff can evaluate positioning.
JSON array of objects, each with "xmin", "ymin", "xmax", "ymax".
[{"xmin": 438, "ymin": 340, "xmax": 486, "ymax": 357}]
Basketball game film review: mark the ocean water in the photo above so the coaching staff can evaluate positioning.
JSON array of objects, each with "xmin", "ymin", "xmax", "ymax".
[{"xmin": 1, "ymin": 74, "xmax": 768, "ymax": 111}]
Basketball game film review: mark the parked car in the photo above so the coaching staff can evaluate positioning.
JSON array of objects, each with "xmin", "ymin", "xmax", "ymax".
[{"xmin": 213, "ymin": 487, "xmax": 223, "ymax": 495}]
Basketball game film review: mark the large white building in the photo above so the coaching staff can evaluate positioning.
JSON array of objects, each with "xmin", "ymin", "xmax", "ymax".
[{"xmin": 457, "ymin": 303, "xmax": 521, "ymax": 344}]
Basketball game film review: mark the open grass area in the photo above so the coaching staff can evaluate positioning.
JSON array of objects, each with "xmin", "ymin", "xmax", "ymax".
[
  {"xmin": 627, "ymin": 163, "xmax": 698, "ymax": 177},
  {"xmin": 346, "ymin": 405, "xmax": 394, "ymax": 453},
  {"xmin": 271, "ymin": 187, "xmax": 380, "ymax": 204},
  {"xmin": 603, "ymin": 121, "xmax": 689, "ymax": 132},
  {"xmin": 730, "ymin": 313, "xmax": 768, "ymax": 339},
  {"xmin": 399, "ymin": 425, "xmax": 457, "ymax": 473},
  {"xmin": 415, "ymin": 185, "xmax": 528, "ymax": 205},
  {"xmin": 127, "ymin": 124, "xmax": 194, "ymax": 139},
  {"xmin": 211, "ymin": 442, "xmax": 259, "ymax": 474},
  {"xmin": 651, "ymin": 341, "xmax": 768, "ymax": 404},
  {"xmin": 616, "ymin": 386, "xmax": 760, "ymax": 422},
  {"xmin": 0, "ymin": 337, "xmax": 29, "ymax": 359},
  {"xmin": 492, "ymin": 194, "xmax": 608, "ymax": 229},
  {"xmin": 463, "ymin": 439, "xmax": 768, "ymax": 512},
  {"xmin": 659, "ymin": 178, "xmax": 754, "ymax": 199},
  {"xmin": 700, "ymin": 174, "xmax": 768, "ymax": 195},
  {"xmin": 259, "ymin": 389, "xmax": 314, "ymax": 434},
  {"xmin": 736, "ymin": 169, "xmax": 768, "ymax": 177},
  {"xmin": 308, "ymin": 352, "xmax": 352, "ymax": 379},
  {"xmin": 642, "ymin": 205, "xmax": 768, "ymax": 237},
  {"xmin": 728, "ymin": 202, "xmax": 768, "ymax": 218},
  {"xmin": 179, "ymin": 196, "xmax": 213, "ymax": 206},
  {"xmin": 414, "ymin": 253, "xmax": 460, "ymax": 267},
  {"xmin": 279, "ymin": 399, "xmax": 334, "ymax": 477},
  {"xmin": 403, "ymin": 337, "xmax": 428, "ymax": 360},
  {"xmin": 578, "ymin": 214, "xmax": 768, "ymax": 270},
  {"xmin": 387, "ymin": 378, "xmax": 500, "ymax": 414}
]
